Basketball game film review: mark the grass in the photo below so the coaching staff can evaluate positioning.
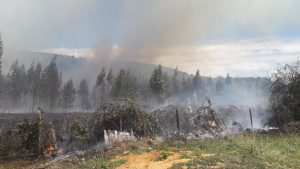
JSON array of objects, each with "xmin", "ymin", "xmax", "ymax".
[
  {"xmin": 1, "ymin": 133, "xmax": 299, "ymax": 169},
  {"xmin": 80, "ymin": 156, "xmax": 126, "ymax": 169},
  {"xmin": 75, "ymin": 133, "xmax": 300, "ymax": 168},
  {"xmin": 166, "ymin": 133, "xmax": 300, "ymax": 169},
  {"xmin": 77, "ymin": 133, "xmax": 300, "ymax": 168},
  {"xmin": 156, "ymin": 151, "xmax": 174, "ymax": 161}
]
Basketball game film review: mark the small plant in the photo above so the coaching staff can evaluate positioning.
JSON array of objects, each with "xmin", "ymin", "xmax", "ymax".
[
  {"xmin": 128, "ymin": 143, "xmax": 139, "ymax": 150},
  {"xmin": 156, "ymin": 151, "xmax": 174, "ymax": 161}
]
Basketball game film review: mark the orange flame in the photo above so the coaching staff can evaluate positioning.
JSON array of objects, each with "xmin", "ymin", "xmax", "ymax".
[{"xmin": 44, "ymin": 144, "xmax": 55, "ymax": 156}]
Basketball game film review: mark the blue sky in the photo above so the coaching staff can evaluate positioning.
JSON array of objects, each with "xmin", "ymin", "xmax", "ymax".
[{"xmin": 1, "ymin": 0, "xmax": 300, "ymax": 76}]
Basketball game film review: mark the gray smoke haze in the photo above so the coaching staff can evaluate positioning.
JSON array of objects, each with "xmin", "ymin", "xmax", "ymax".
[{"xmin": 1, "ymin": 0, "xmax": 300, "ymax": 75}]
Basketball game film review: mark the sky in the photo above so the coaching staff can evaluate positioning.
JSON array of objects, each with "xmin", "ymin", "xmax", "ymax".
[{"xmin": 1, "ymin": 0, "xmax": 300, "ymax": 77}]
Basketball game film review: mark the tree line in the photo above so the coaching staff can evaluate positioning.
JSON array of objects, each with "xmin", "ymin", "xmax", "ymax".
[
  {"xmin": 0, "ymin": 57, "xmax": 268, "ymax": 113},
  {"xmin": 0, "ymin": 35, "xmax": 269, "ymax": 113}
]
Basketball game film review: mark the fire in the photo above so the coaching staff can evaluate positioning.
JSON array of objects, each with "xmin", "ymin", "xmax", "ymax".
[{"xmin": 44, "ymin": 144, "xmax": 56, "ymax": 156}]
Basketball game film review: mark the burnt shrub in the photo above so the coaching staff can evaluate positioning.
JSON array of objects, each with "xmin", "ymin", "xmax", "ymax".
[{"xmin": 90, "ymin": 98, "xmax": 161, "ymax": 142}]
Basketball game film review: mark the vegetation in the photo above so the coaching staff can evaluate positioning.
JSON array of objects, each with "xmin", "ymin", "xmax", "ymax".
[
  {"xmin": 0, "ymin": 118, "xmax": 55, "ymax": 158},
  {"xmin": 0, "ymin": 50, "xmax": 270, "ymax": 113},
  {"xmin": 1, "ymin": 133, "xmax": 299, "ymax": 169},
  {"xmin": 60, "ymin": 133, "xmax": 300, "ymax": 169},
  {"xmin": 156, "ymin": 150, "xmax": 174, "ymax": 161},
  {"xmin": 168, "ymin": 133, "xmax": 300, "ymax": 169},
  {"xmin": 111, "ymin": 69, "xmax": 136, "ymax": 100},
  {"xmin": 61, "ymin": 79, "xmax": 76, "ymax": 110},
  {"xmin": 270, "ymin": 60, "xmax": 300, "ymax": 126},
  {"xmin": 149, "ymin": 65, "xmax": 166, "ymax": 102},
  {"xmin": 78, "ymin": 79, "xmax": 91, "ymax": 111},
  {"xmin": 91, "ymin": 99, "xmax": 161, "ymax": 140}
]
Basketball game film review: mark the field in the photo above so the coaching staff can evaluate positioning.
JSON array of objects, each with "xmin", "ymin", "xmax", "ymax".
[{"xmin": 1, "ymin": 132, "xmax": 299, "ymax": 169}]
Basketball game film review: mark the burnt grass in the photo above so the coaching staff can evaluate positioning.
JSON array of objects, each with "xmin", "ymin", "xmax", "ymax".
[{"xmin": 0, "ymin": 112, "xmax": 93, "ymax": 131}]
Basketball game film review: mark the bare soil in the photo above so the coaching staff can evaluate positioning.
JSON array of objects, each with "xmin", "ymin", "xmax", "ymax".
[{"xmin": 115, "ymin": 150, "xmax": 190, "ymax": 169}]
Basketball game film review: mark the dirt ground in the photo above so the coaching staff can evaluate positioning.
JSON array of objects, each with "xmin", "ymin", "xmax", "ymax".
[{"xmin": 114, "ymin": 150, "xmax": 190, "ymax": 169}]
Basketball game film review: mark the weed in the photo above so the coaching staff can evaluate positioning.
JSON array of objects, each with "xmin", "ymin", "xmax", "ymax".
[{"xmin": 156, "ymin": 151, "xmax": 174, "ymax": 161}]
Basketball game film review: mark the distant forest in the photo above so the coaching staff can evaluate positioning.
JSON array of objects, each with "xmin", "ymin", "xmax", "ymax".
[
  {"xmin": 0, "ymin": 35, "xmax": 270, "ymax": 113},
  {"xmin": 0, "ymin": 54, "xmax": 270, "ymax": 113}
]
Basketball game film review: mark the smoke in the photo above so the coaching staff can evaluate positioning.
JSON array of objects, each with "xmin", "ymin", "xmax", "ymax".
[
  {"xmin": 87, "ymin": 0, "xmax": 300, "ymax": 70},
  {"xmin": 1, "ymin": 0, "xmax": 300, "ymax": 75}
]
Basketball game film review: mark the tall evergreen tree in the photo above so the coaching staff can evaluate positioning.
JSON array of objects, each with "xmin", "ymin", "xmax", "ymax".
[
  {"xmin": 96, "ymin": 67, "xmax": 106, "ymax": 106},
  {"xmin": 27, "ymin": 62, "xmax": 43, "ymax": 112},
  {"xmin": 111, "ymin": 69, "xmax": 136, "ymax": 99},
  {"xmin": 96, "ymin": 67, "xmax": 106, "ymax": 87},
  {"xmin": 78, "ymin": 78, "xmax": 91, "ymax": 111},
  {"xmin": 181, "ymin": 73, "xmax": 187, "ymax": 92},
  {"xmin": 62, "ymin": 79, "xmax": 76, "ymax": 110},
  {"xmin": 106, "ymin": 68, "xmax": 114, "ymax": 85},
  {"xmin": 45, "ymin": 56, "xmax": 61, "ymax": 112},
  {"xmin": 171, "ymin": 67, "xmax": 179, "ymax": 94},
  {"xmin": 20, "ymin": 64, "xmax": 28, "ymax": 95},
  {"xmin": 106, "ymin": 68, "xmax": 114, "ymax": 98},
  {"xmin": 192, "ymin": 70, "xmax": 202, "ymax": 90},
  {"xmin": 149, "ymin": 65, "xmax": 166, "ymax": 102},
  {"xmin": 8, "ymin": 61, "xmax": 23, "ymax": 107}
]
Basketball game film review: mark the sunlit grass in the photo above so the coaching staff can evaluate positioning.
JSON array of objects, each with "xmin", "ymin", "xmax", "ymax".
[
  {"xmin": 69, "ymin": 133, "xmax": 300, "ymax": 169},
  {"xmin": 167, "ymin": 133, "xmax": 300, "ymax": 169}
]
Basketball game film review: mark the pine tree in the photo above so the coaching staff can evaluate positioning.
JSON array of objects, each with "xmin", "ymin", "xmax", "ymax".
[
  {"xmin": 106, "ymin": 68, "xmax": 114, "ymax": 94},
  {"xmin": 27, "ymin": 62, "xmax": 36, "ymax": 111},
  {"xmin": 149, "ymin": 65, "xmax": 166, "ymax": 102},
  {"xmin": 192, "ymin": 70, "xmax": 202, "ymax": 90},
  {"xmin": 106, "ymin": 68, "xmax": 114, "ymax": 86},
  {"xmin": 96, "ymin": 67, "xmax": 106, "ymax": 106},
  {"xmin": 96, "ymin": 67, "xmax": 106, "ymax": 87},
  {"xmin": 27, "ymin": 62, "xmax": 43, "ymax": 112},
  {"xmin": 8, "ymin": 60, "xmax": 22, "ymax": 107},
  {"xmin": 62, "ymin": 79, "xmax": 76, "ymax": 110},
  {"xmin": 78, "ymin": 78, "xmax": 91, "ymax": 111},
  {"xmin": 172, "ymin": 67, "xmax": 179, "ymax": 94},
  {"xmin": 20, "ymin": 64, "xmax": 28, "ymax": 95},
  {"xmin": 111, "ymin": 69, "xmax": 136, "ymax": 99},
  {"xmin": 45, "ymin": 56, "xmax": 61, "ymax": 112},
  {"xmin": 182, "ymin": 73, "xmax": 187, "ymax": 92}
]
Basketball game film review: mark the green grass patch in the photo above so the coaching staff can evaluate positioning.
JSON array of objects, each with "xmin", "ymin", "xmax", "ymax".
[
  {"xmin": 156, "ymin": 150, "xmax": 174, "ymax": 161},
  {"xmin": 168, "ymin": 133, "xmax": 300, "ymax": 169},
  {"xmin": 81, "ymin": 157, "xmax": 126, "ymax": 169},
  {"xmin": 72, "ymin": 133, "xmax": 300, "ymax": 169}
]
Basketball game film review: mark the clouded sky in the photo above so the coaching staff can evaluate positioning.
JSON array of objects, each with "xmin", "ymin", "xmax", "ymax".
[{"xmin": 1, "ymin": 0, "xmax": 300, "ymax": 76}]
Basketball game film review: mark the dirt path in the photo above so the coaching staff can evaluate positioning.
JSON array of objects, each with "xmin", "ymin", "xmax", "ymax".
[{"xmin": 115, "ymin": 150, "xmax": 190, "ymax": 169}]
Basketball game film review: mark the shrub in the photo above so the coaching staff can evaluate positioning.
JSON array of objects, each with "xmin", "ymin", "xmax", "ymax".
[{"xmin": 270, "ymin": 60, "xmax": 300, "ymax": 126}]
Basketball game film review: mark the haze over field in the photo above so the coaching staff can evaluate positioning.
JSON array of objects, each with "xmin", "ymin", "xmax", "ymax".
[{"xmin": 1, "ymin": 0, "xmax": 300, "ymax": 76}]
